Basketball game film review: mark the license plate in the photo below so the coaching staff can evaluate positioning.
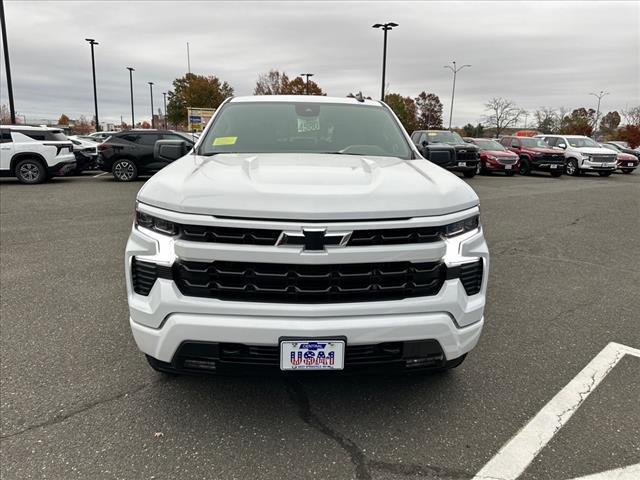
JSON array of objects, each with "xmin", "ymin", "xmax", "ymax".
[
  {"xmin": 458, "ymin": 162, "xmax": 466, "ymax": 167},
  {"xmin": 505, "ymin": 165, "xmax": 512, "ymax": 170},
  {"xmin": 629, "ymin": 163, "xmax": 634, "ymax": 167},
  {"xmin": 280, "ymin": 339, "xmax": 345, "ymax": 370},
  {"xmin": 550, "ymin": 164, "xmax": 558, "ymax": 169}
]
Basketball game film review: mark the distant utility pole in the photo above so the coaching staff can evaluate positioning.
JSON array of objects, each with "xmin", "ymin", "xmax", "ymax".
[
  {"xmin": 0, "ymin": 0, "xmax": 16, "ymax": 124},
  {"xmin": 589, "ymin": 90, "xmax": 609, "ymax": 134},
  {"xmin": 162, "ymin": 92, "xmax": 167, "ymax": 128},
  {"xmin": 126, "ymin": 67, "xmax": 135, "ymax": 128},
  {"xmin": 372, "ymin": 22, "xmax": 398, "ymax": 101},
  {"xmin": 444, "ymin": 61, "xmax": 471, "ymax": 130},
  {"xmin": 85, "ymin": 38, "xmax": 100, "ymax": 131},
  {"xmin": 300, "ymin": 73, "xmax": 314, "ymax": 95},
  {"xmin": 148, "ymin": 82, "xmax": 155, "ymax": 128},
  {"xmin": 186, "ymin": 42, "xmax": 191, "ymax": 74}
]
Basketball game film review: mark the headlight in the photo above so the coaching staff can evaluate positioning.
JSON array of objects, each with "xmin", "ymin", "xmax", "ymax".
[
  {"xmin": 135, "ymin": 209, "xmax": 179, "ymax": 236},
  {"xmin": 487, "ymin": 155, "xmax": 497, "ymax": 161},
  {"xmin": 582, "ymin": 154, "xmax": 591, "ymax": 161},
  {"xmin": 533, "ymin": 152, "xmax": 543, "ymax": 157},
  {"xmin": 443, "ymin": 215, "xmax": 480, "ymax": 237}
]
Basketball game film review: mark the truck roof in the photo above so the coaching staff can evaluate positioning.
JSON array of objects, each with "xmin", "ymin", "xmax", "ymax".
[{"xmin": 229, "ymin": 95, "xmax": 382, "ymax": 107}]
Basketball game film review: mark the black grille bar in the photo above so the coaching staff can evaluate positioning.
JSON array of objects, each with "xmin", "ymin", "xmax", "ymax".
[
  {"xmin": 131, "ymin": 258, "xmax": 172, "ymax": 296},
  {"xmin": 173, "ymin": 260, "xmax": 446, "ymax": 303},
  {"xmin": 446, "ymin": 259, "xmax": 483, "ymax": 296}
]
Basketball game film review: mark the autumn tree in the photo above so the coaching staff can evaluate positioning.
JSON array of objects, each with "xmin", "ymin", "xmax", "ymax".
[
  {"xmin": 414, "ymin": 92, "xmax": 443, "ymax": 129},
  {"xmin": 254, "ymin": 70, "xmax": 325, "ymax": 95},
  {"xmin": 71, "ymin": 115, "xmax": 93, "ymax": 134},
  {"xmin": 616, "ymin": 125, "xmax": 640, "ymax": 148},
  {"xmin": 560, "ymin": 108, "xmax": 594, "ymax": 136},
  {"xmin": 483, "ymin": 97, "xmax": 523, "ymax": 137},
  {"xmin": 140, "ymin": 121, "xmax": 151, "ymax": 129},
  {"xmin": 166, "ymin": 73, "xmax": 234, "ymax": 127},
  {"xmin": 57, "ymin": 114, "xmax": 70, "ymax": 125},
  {"xmin": 599, "ymin": 111, "xmax": 621, "ymax": 137},
  {"xmin": 384, "ymin": 93, "xmax": 418, "ymax": 133}
]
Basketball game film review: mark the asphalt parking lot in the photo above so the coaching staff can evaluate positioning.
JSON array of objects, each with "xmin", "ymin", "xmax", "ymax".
[{"xmin": 1, "ymin": 171, "xmax": 639, "ymax": 480}]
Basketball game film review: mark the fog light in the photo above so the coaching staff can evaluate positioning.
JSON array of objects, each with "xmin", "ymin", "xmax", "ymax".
[{"xmin": 183, "ymin": 359, "xmax": 217, "ymax": 371}]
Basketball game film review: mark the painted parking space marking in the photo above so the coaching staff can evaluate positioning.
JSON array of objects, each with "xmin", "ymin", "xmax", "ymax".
[
  {"xmin": 472, "ymin": 342, "xmax": 640, "ymax": 480},
  {"xmin": 568, "ymin": 463, "xmax": 640, "ymax": 480},
  {"xmin": 92, "ymin": 172, "xmax": 109, "ymax": 178}
]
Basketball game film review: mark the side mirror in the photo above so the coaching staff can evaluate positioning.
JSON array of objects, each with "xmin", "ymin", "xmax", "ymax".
[
  {"xmin": 557, "ymin": 143, "xmax": 566, "ymax": 149},
  {"xmin": 154, "ymin": 140, "xmax": 190, "ymax": 162},
  {"xmin": 421, "ymin": 140, "xmax": 428, "ymax": 147}
]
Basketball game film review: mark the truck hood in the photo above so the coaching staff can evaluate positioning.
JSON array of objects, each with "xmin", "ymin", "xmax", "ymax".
[
  {"xmin": 137, "ymin": 153, "xmax": 479, "ymax": 220},
  {"xmin": 573, "ymin": 147, "xmax": 617, "ymax": 155}
]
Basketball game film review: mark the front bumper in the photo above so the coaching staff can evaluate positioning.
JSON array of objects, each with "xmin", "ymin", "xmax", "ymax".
[
  {"xmin": 617, "ymin": 160, "xmax": 638, "ymax": 171},
  {"xmin": 446, "ymin": 160, "xmax": 479, "ymax": 172},
  {"xmin": 579, "ymin": 159, "xmax": 617, "ymax": 171},
  {"xmin": 126, "ymin": 207, "xmax": 489, "ymax": 367}
]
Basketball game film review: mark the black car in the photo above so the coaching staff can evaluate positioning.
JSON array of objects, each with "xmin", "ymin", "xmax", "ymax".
[
  {"xmin": 601, "ymin": 142, "xmax": 640, "ymax": 160},
  {"xmin": 410, "ymin": 130, "xmax": 480, "ymax": 178},
  {"xmin": 97, "ymin": 129, "xmax": 195, "ymax": 181}
]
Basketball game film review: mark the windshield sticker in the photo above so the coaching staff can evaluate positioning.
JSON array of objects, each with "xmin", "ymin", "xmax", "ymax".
[
  {"xmin": 297, "ymin": 118, "xmax": 320, "ymax": 133},
  {"xmin": 427, "ymin": 132, "xmax": 438, "ymax": 136},
  {"xmin": 213, "ymin": 136, "xmax": 237, "ymax": 146}
]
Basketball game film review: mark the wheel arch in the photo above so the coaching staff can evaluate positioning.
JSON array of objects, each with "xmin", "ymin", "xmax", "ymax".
[{"xmin": 10, "ymin": 152, "xmax": 47, "ymax": 174}]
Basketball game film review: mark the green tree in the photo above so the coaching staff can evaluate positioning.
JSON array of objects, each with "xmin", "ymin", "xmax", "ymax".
[
  {"xmin": 561, "ymin": 108, "xmax": 594, "ymax": 136},
  {"xmin": 462, "ymin": 123, "xmax": 475, "ymax": 137},
  {"xmin": 599, "ymin": 111, "xmax": 621, "ymax": 136},
  {"xmin": 415, "ymin": 92, "xmax": 443, "ymax": 129},
  {"xmin": 534, "ymin": 107, "xmax": 559, "ymax": 134},
  {"xmin": 384, "ymin": 93, "xmax": 417, "ymax": 133},
  {"xmin": 166, "ymin": 73, "xmax": 234, "ymax": 127}
]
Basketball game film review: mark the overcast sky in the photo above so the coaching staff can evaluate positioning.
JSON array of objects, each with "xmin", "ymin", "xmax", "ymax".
[{"xmin": 1, "ymin": 0, "xmax": 639, "ymax": 127}]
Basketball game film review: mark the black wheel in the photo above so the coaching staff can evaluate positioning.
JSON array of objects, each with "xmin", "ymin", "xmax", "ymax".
[
  {"xmin": 463, "ymin": 169, "xmax": 476, "ymax": 178},
  {"xmin": 112, "ymin": 158, "xmax": 138, "ymax": 182},
  {"xmin": 15, "ymin": 158, "xmax": 47, "ymax": 184},
  {"xmin": 621, "ymin": 169, "xmax": 633, "ymax": 174},
  {"xmin": 566, "ymin": 158, "xmax": 580, "ymax": 176},
  {"xmin": 598, "ymin": 171, "xmax": 612, "ymax": 177},
  {"xmin": 519, "ymin": 158, "xmax": 531, "ymax": 175},
  {"xmin": 550, "ymin": 170, "xmax": 563, "ymax": 177}
]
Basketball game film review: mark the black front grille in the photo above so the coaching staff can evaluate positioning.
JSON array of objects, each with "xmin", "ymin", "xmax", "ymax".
[
  {"xmin": 456, "ymin": 150, "xmax": 478, "ymax": 161},
  {"xmin": 171, "ymin": 340, "xmax": 445, "ymax": 373},
  {"xmin": 497, "ymin": 158, "xmax": 517, "ymax": 165},
  {"xmin": 348, "ymin": 226, "xmax": 442, "ymax": 246},
  {"xmin": 541, "ymin": 155, "xmax": 564, "ymax": 163},
  {"xmin": 429, "ymin": 150, "xmax": 452, "ymax": 164},
  {"xmin": 180, "ymin": 224, "xmax": 281, "ymax": 245},
  {"xmin": 131, "ymin": 258, "xmax": 172, "ymax": 295},
  {"xmin": 173, "ymin": 260, "xmax": 446, "ymax": 303}
]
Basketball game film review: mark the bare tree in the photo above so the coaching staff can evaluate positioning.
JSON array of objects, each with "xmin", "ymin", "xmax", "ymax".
[
  {"xmin": 534, "ymin": 107, "xmax": 559, "ymax": 133},
  {"xmin": 483, "ymin": 97, "xmax": 523, "ymax": 137},
  {"xmin": 253, "ymin": 70, "xmax": 290, "ymax": 95},
  {"xmin": 621, "ymin": 105, "xmax": 640, "ymax": 126}
]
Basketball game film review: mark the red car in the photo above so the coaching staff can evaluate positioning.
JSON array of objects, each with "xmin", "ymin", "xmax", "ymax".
[
  {"xmin": 500, "ymin": 136, "xmax": 565, "ymax": 177},
  {"xmin": 464, "ymin": 138, "xmax": 520, "ymax": 176},
  {"xmin": 615, "ymin": 151, "xmax": 638, "ymax": 174}
]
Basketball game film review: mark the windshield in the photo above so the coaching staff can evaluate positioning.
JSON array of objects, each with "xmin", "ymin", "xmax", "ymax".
[
  {"xmin": 521, "ymin": 138, "xmax": 548, "ymax": 148},
  {"xmin": 199, "ymin": 102, "xmax": 412, "ymax": 159},
  {"xmin": 475, "ymin": 140, "xmax": 505, "ymax": 151},
  {"xmin": 425, "ymin": 131, "xmax": 464, "ymax": 145},
  {"xmin": 567, "ymin": 137, "xmax": 599, "ymax": 148}
]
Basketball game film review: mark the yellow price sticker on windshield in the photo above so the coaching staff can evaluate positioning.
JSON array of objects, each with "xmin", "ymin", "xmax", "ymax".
[
  {"xmin": 213, "ymin": 136, "xmax": 237, "ymax": 146},
  {"xmin": 427, "ymin": 132, "xmax": 438, "ymax": 136}
]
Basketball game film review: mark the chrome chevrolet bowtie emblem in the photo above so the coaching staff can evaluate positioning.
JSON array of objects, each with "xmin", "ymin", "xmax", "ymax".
[{"xmin": 276, "ymin": 228, "xmax": 352, "ymax": 251}]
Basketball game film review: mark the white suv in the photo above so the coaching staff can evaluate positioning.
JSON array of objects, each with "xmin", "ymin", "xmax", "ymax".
[
  {"xmin": 0, "ymin": 126, "xmax": 76, "ymax": 183},
  {"xmin": 125, "ymin": 96, "xmax": 489, "ymax": 375},
  {"xmin": 537, "ymin": 134, "xmax": 617, "ymax": 177}
]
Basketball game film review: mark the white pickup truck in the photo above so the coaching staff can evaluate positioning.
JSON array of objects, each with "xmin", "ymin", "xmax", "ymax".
[
  {"xmin": 536, "ymin": 134, "xmax": 617, "ymax": 176},
  {"xmin": 125, "ymin": 95, "xmax": 489, "ymax": 375}
]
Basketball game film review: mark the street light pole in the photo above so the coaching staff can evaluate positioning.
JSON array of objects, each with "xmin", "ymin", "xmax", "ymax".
[
  {"xmin": 372, "ymin": 22, "xmax": 398, "ymax": 101},
  {"xmin": 589, "ymin": 90, "xmax": 609, "ymax": 136},
  {"xmin": 300, "ymin": 73, "xmax": 314, "ymax": 95},
  {"xmin": 0, "ymin": 0, "xmax": 16, "ymax": 124},
  {"xmin": 148, "ymin": 82, "xmax": 155, "ymax": 128},
  {"xmin": 85, "ymin": 38, "xmax": 100, "ymax": 131},
  {"xmin": 444, "ymin": 61, "xmax": 471, "ymax": 130},
  {"xmin": 162, "ymin": 92, "xmax": 167, "ymax": 128},
  {"xmin": 126, "ymin": 67, "xmax": 135, "ymax": 128}
]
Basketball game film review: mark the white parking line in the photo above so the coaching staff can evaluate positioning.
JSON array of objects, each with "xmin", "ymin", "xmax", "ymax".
[
  {"xmin": 472, "ymin": 342, "xmax": 640, "ymax": 480},
  {"xmin": 92, "ymin": 172, "xmax": 109, "ymax": 178},
  {"xmin": 569, "ymin": 463, "xmax": 640, "ymax": 480}
]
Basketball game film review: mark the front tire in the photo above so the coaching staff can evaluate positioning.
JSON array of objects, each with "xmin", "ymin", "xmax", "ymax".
[
  {"xmin": 566, "ymin": 158, "xmax": 580, "ymax": 176},
  {"xmin": 112, "ymin": 159, "xmax": 138, "ymax": 182},
  {"xmin": 15, "ymin": 158, "xmax": 47, "ymax": 184},
  {"xmin": 598, "ymin": 171, "xmax": 612, "ymax": 177},
  {"xmin": 519, "ymin": 158, "xmax": 531, "ymax": 175}
]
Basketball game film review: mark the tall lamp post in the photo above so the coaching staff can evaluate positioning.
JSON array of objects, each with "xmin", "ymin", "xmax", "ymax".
[
  {"xmin": 162, "ymin": 92, "xmax": 167, "ymax": 128},
  {"xmin": 300, "ymin": 73, "xmax": 314, "ymax": 95},
  {"xmin": 372, "ymin": 22, "xmax": 398, "ymax": 101},
  {"xmin": 0, "ymin": 0, "xmax": 16, "ymax": 124},
  {"xmin": 126, "ymin": 67, "xmax": 135, "ymax": 128},
  {"xmin": 444, "ymin": 61, "xmax": 471, "ymax": 130},
  {"xmin": 148, "ymin": 82, "xmax": 155, "ymax": 128},
  {"xmin": 590, "ymin": 90, "xmax": 609, "ymax": 136},
  {"xmin": 85, "ymin": 38, "xmax": 100, "ymax": 131}
]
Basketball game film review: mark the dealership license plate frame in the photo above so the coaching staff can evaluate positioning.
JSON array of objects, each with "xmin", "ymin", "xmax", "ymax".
[
  {"xmin": 458, "ymin": 161, "xmax": 467, "ymax": 167},
  {"xmin": 279, "ymin": 336, "xmax": 346, "ymax": 371}
]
